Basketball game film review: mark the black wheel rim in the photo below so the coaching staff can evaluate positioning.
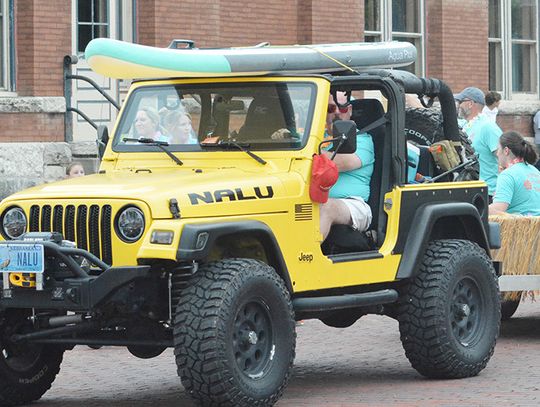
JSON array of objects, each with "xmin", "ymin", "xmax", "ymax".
[
  {"xmin": 450, "ymin": 276, "xmax": 484, "ymax": 346},
  {"xmin": 232, "ymin": 299, "xmax": 273, "ymax": 379},
  {"xmin": 0, "ymin": 312, "xmax": 43, "ymax": 373}
]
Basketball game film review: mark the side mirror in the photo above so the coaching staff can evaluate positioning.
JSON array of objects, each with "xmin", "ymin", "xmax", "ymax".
[
  {"xmin": 327, "ymin": 120, "xmax": 357, "ymax": 155},
  {"xmin": 96, "ymin": 125, "xmax": 109, "ymax": 160}
]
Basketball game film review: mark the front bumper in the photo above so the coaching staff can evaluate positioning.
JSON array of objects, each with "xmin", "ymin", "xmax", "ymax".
[{"xmin": 0, "ymin": 238, "xmax": 150, "ymax": 311}]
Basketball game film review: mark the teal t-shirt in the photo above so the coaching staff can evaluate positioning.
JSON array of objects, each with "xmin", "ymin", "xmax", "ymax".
[
  {"xmin": 329, "ymin": 132, "xmax": 374, "ymax": 201},
  {"xmin": 463, "ymin": 116, "xmax": 502, "ymax": 195},
  {"xmin": 493, "ymin": 162, "xmax": 540, "ymax": 216}
]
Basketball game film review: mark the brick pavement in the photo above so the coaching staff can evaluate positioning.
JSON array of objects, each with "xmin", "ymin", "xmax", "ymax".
[{"xmin": 37, "ymin": 300, "xmax": 540, "ymax": 407}]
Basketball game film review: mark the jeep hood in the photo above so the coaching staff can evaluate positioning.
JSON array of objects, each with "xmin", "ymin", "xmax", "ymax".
[{"xmin": 4, "ymin": 169, "xmax": 298, "ymax": 219}]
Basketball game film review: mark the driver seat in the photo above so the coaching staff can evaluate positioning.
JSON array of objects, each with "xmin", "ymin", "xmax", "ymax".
[{"xmin": 321, "ymin": 98, "xmax": 386, "ymax": 255}]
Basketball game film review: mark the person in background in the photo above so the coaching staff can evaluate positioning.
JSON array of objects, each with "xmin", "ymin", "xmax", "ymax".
[
  {"xmin": 134, "ymin": 107, "xmax": 166, "ymax": 141},
  {"xmin": 66, "ymin": 162, "xmax": 85, "ymax": 178},
  {"xmin": 482, "ymin": 91, "xmax": 502, "ymax": 123},
  {"xmin": 489, "ymin": 131, "xmax": 540, "ymax": 216},
  {"xmin": 533, "ymin": 110, "xmax": 540, "ymax": 170},
  {"xmin": 162, "ymin": 110, "xmax": 197, "ymax": 144},
  {"xmin": 319, "ymin": 92, "xmax": 374, "ymax": 240},
  {"xmin": 455, "ymin": 87, "xmax": 502, "ymax": 199}
]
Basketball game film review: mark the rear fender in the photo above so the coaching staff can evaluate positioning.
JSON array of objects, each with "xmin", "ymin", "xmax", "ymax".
[{"xmin": 396, "ymin": 203, "xmax": 490, "ymax": 279}]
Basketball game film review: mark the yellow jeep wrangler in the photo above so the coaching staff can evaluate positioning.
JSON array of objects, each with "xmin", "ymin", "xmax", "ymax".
[{"xmin": 0, "ymin": 65, "xmax": 500, "ymax": 406}]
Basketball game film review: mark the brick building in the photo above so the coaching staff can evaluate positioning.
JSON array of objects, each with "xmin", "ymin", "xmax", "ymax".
[{"xmin": 0, "ymin": 0, "xmax": 539, "ymax": 198}]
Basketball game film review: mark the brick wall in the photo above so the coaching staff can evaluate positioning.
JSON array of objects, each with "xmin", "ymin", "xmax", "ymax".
[
  {"xmin": 137, "ymin": 0, "xmax": 362, "ymax": 48},
  {"xmin": 307, "ymin": 0, "xmax": 363, "ymax": 43},
  {"xmin": 0, "ymin": 113, "xmax": 64, "ymax": 142},
  {"xmin": 426, "ymin": 0, "xmax": 488, "ymax": 92},
  {"xmin": 498, "ymin": 114, "xmax": 533, "ymax": 138},
  {"xmin": 15, "ymin": 0, "xmax": 71, "ymax": 96}
]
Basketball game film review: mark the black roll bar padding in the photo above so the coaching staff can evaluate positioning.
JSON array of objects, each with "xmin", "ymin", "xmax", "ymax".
[{"xmin": 363, "ymin": 69, "xmax": 461, "ymax": 142}]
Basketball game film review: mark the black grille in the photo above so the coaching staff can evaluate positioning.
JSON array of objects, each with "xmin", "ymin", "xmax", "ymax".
[
  {"xmin": 89, "ymin": 205, "xmax": 100, "ymax": 258},
  {"xmin": 64, "ymin": 205, "xmax": 76, "ymax": 242},
  {"xmin": 30, "ymin": 205, "xmax": 40, "ymax": 231},
  {"xmin": 100, "ymin": 205, "xmax": 113, "ymax": 265},
  {"xmin": 41, "ymin": 205, "xmax": 51, "ymax": 232},
  {"xmin": 53, "ymin": 206, "xmax": 63, "ymax": 234},
  {"xmin": 76, "ymin": 205, "xmax": 88, "ymax": 251},
  {"xmin": 25, "ymin": 204, "xmax": 113, "ymax": 264}
]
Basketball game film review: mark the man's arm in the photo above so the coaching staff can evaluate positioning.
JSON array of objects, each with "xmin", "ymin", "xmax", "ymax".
[{"xmin": 324, "ymin": 151, "xmax": 362, "ymax": 172}]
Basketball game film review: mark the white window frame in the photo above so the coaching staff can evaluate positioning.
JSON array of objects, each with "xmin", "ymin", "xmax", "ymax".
[
  {"xmin": 76, "ymin": 0, "xmax": 110, "ymax": 55},
  {"xmin": 118, "ymin": 0, "xmax": 136, "ymax": 43},
  {"xmin": 489, "ymin": 0, "xmax": 539, "ymax": 99},
  {"xmin": 0, "ymin": 0, "xmax": 14, "ymax": 93},
  {"xmin": 364, "ymin": 0, "xmax": 425, "ymax": 76}
]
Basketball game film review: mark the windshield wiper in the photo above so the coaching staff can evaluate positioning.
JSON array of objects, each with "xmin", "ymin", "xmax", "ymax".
[
  {"xmin": 200, "ymin": 140, "xmax": 267, "ymax": 165},
  {"xmin": 123, "ymin": 137, "xmax": 183, "ymax": 166}
]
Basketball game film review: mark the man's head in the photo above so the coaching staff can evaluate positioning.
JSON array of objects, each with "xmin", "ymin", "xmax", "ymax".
[
  {"xmin": 327, "ymin": 91, "xmax": 352, "ymax": 131},
  {"xmin": 454, "ymin": 87, "xmax": 485, "ymax": 121}
]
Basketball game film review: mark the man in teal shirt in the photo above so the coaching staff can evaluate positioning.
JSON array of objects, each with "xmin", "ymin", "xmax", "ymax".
[
  {"xmin": 319, "ymin": 92, "xmax": 375, "ymax": 240},
  {"xmin": 455, "ymin": 87, "xmax": 502, "ymax": 197}
]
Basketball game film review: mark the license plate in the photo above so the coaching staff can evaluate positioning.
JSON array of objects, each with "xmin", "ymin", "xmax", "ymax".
[{"xmin": 0, "ymin": 244, "xmax": 44, "ymax": 273}]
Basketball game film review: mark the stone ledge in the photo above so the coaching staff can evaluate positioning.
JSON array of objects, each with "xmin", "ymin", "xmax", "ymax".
[
  {"xmin": 70, "ymin": 141, "xmax": 98, "ymax": 156},
  {"xmin": 497, "ymin": 100, "xmax": 540, "ymax": 116},
  {"xmin": 0, "ymin": 97, "xmax": 66, "ymax": 113}
]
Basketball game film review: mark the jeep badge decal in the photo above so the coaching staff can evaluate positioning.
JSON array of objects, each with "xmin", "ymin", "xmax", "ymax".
[{"xmin": 188, "ymin": 186, "xmax": 274, "ymax": 205}]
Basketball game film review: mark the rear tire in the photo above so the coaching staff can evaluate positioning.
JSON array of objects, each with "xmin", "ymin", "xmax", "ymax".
[
  {"xmin": 405, "ymin": 108, "xmax": 479, "ymax": 181},
  {"xmin": 174, "ymin": 258, "xmax": 296, "ymax": 407},
  {"xmin": 0, "ymin": 309, "xmax": 64, "ymax": 406},
  {"xmin": 398, "ymin": 240, "xmax": 500, "ymax": 379}
]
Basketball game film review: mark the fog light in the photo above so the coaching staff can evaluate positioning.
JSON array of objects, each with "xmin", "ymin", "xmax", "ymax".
[
  {"xmin": 195, "ymin": 232, "xmax": 209, "ymax": 250},
  {"xmin": 150, "ymin": 230, "xmax": 174, "ymax": 245}
]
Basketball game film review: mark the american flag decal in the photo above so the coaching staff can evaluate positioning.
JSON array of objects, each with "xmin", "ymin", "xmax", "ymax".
[{"xmin": 295, "ymin": 203, "xmax": 312, "ymax": 221}]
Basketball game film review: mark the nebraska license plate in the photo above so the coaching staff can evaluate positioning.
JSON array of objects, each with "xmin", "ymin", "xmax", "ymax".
[{"xmin": 0, "ymin": 244, "xmax": 44, "ymax": 273}]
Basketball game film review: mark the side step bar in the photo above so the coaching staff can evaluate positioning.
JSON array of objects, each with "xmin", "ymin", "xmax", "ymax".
[{"xmin": 292, "ymin": 289, "xmax": 398, "ymax": 313}]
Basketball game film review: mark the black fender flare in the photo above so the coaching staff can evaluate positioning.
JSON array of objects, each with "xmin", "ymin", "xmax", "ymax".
[
  {"xmin": 177, "ymin": 220, "xmax": 293, "ymax": 292},
  {"xmin": 396, "ymin": 202, "xmax": 490, "ymax": 280}
]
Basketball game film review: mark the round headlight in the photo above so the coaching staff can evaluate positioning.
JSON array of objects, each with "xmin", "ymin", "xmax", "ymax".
[
  {"xmin": 2, "ymin": 207, "xmax": 27, "ymax": 240},
  {"xmin": 116, "ymin": 207, "xmax": 145, "ymax": 242}
]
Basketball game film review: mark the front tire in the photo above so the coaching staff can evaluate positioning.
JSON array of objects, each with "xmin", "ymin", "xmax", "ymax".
[
  {"xmin": 174, "ymin": 258, "xmax": 296, "ymax": 407},
  {"xmin": 398, "ymin": 240, "xmax": 500, "ymax": 379},
  {"xmin": 0, "ymin": 309, "xmax": 64, "ymax": 406}
]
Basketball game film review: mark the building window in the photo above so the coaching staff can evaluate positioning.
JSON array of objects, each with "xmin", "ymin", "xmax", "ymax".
[
  {"xmin": 0, "ymin": 0, "xmax": 13, "ymax": 92},
  {"xmin": 489, "ymin": 0, "xmax": 538, "ymax": 98},
  {"xmin": 364, "ymin": 0, "xmax": 424, "ymax": 75},
  {"xmin": 118, "ymin": 0, "xmax": 136, "ymax": 43},
  {"xmin": 77, "ymin": 0, "xmax": 109, "ymax": 53}
]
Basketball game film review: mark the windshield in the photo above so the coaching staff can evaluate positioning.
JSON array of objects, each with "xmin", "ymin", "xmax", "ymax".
[{"xmin": 113, "ymin": 81, "xmax": 316, "ymax": 152}]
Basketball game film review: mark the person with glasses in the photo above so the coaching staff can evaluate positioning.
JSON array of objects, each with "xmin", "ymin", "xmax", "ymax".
[
  {"xmin": 455, "ymin": 86, "xmax": 502, "ymax": 199},
  {"xmin": 319, "ymin": 91, "xmax": 375, "ymax": 240}
]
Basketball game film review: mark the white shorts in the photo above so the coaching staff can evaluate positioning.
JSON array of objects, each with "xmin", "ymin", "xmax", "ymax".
[{"xmin": 341, "ymin": 197, "xmax": 372, "ymax": 232}]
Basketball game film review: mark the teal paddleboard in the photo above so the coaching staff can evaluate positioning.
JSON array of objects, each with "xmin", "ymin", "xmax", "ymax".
[{"xmin": 85, "ymin": 38, "xmax": 417, "ymax": 79}]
